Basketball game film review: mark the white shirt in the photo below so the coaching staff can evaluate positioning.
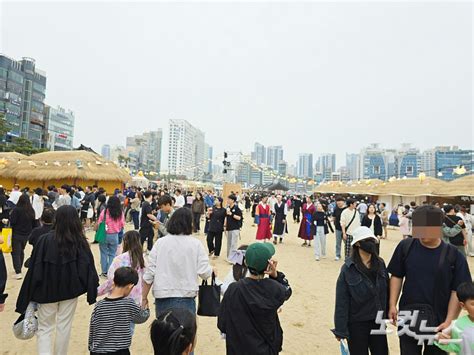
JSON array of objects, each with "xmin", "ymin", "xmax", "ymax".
[
  {"xmin": 174, "ymin": 195, "xmax": 185, "ymax": 208},
  {"xmin": 357, "ymin": 203, "xmax": 368, "ymax": 214},
  {"xmin": 8, "ymin": 190, "xmax": 21, "ymax": 204},
  {"xmin": 457, "ymin": 212, "xmax": 473, "ymax": 231},
  {"xmin": 340, "ymin": 208, "xmax": 361, "ymax": 235},
  {"xmin": 143, "ymin": 234, "xmax": 212, "ymax": 298},
  {"xmin": 31, "ymin": 194, "xmax": 44, "ymax": 220}
]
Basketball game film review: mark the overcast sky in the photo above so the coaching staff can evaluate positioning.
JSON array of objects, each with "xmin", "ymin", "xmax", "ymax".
[{"xmin": 1, "ymin": 1, "xmax": 472, "ymax": 168}]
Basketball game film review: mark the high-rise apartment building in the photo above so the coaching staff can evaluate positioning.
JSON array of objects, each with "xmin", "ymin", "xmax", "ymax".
[
  {"xmin": 0, "ymin": 55, "xmax": 47, "ymax": 147},
  {"xmin": 251, "ymin": 142, "xmax": 266, "ymax": 166},
  {"xmin": 43, "ymin": 105, "xmax": 75, "ymax": 151},
  {"xmin": 101, "ymin": 144, "xmax": 111, "ymax": 160},
  {"xmin": 126, "ymin": 129, "xmax": 163, "ymax": 173},
  {"xmin": 266, "ymin": 146, "xmax": 283, "ymax": 171},
  {"xmin": 168, "ymin": 119, "xmax": 206, "ymax": 179},
  {"xmin": 297, "ymin": 153, "xmax": 313, "ymax": 178}
]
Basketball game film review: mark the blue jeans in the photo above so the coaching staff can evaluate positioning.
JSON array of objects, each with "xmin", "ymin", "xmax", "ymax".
[
  {"xmin": 335, "ymin": 229, "xmax": 343, "ymax": 258},
  {"xmin": 99, "ymin": 233, "xmax": 118, "ymax": 274},
  {"xmin": 155, "ymin": 297, "xmax": 196, "ymax": 318}
]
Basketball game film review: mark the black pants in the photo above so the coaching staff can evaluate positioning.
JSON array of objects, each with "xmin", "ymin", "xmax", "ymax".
[
  {"xmin": 131, "ymin": 210, "xmax": 139, "ymax": 230},
  {"xmin": 11, "ymin": 234, "xmax": 28, "ymax": 274},
  {"xmin": 348, "ymin": 320, "xmax": 388, "ymax": 355},
  {"xmin": 293, "ymin": 210, "xmax": 300, "ymax": 222},
  {"xmin": 207, "ymin": 231, "xmax": 223, "ymax": 256},
  {"xmin": 399, "ymin": 334, "xmax": 447, "ymax": 355},
  {"xmin": 140, "ymin": 229, "xmax": 154, "ymax": 251},
  {"xmin": 192, "ymin": 213, "xmax": 201, "ymax": 232}
]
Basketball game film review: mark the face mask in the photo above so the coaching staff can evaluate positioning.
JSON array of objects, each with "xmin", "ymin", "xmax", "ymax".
[{"xmin": 358, "ymin": 239, "xmax": 377, "ymax": 254}]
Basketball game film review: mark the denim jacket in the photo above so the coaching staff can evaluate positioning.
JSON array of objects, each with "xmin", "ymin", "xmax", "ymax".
[{"xmin": 332, "ymin": 256, "xmax": 389, "ymax": 339}]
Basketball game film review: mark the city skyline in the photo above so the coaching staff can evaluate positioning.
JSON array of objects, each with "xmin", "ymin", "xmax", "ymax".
[{"xmin": 1, "ymin": 2, "xmax": 471, "ymax": 166}]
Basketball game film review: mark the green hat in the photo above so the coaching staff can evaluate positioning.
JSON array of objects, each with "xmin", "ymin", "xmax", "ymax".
[{"xmin": 245, "ymin": 242, "xmax": 275, "ymax": 273}]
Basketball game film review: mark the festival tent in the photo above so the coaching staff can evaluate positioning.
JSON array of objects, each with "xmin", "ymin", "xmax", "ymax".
[
  {"xmin": 0, "ymin": 150, "xmax": 131, "ymax": 193},
  {"xmin": 131, "ymin": 172, "xmax": 149, "ymax": 188},
  {"xmin": 265, "ymin": 182, "xmax": 289, "ymax": 192}
]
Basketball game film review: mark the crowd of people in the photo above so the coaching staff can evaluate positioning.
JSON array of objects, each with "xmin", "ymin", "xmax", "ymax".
[{"xmin": 0, "ymin": 182, "xmax": 473, "ymax": 354}]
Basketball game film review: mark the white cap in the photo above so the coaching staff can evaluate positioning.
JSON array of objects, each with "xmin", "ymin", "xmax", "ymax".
[{"xmin": 350, "ymin": 226, "xmax": 379, "ymax": 246}]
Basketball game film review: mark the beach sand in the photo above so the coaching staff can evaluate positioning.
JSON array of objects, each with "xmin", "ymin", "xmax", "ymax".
[{"xmin": 1, "ymin": 209, "xmax": 473, "ymax": 355}]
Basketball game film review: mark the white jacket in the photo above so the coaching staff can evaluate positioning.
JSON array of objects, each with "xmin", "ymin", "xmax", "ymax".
[{"xmin": 143, "ymin": 234, "xmax": 212, "ymax": 298}]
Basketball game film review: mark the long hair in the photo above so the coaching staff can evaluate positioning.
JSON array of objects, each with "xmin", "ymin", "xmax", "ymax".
[
  {"xmin": 106, "ymin": 195, "xmax": 122, "ymax": 220},
  {"xmin": 16, "ymin": 194, "xmax": 35, "ymax": 220},
  {"xmin": 367, "ymin": 203, "xmax": 377, "ymax": 215},
  {"xmin": 123, "ymin": 231, "xmax": 145, "ymax": 270},
  {"xmin": 53, "ymin": 205, "xmax": 89, "ymax": 256},
  {"xmin": 151, "ymin": 308, "xmax": 197, "ymax": 355}
]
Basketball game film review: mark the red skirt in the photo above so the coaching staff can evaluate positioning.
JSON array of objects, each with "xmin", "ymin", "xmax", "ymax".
[{"xmin": 256, "ymin": 217, "xmax": 272, "ymax": 240}]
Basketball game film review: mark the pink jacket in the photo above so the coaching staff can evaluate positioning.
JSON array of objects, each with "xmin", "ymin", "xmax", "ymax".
[{"xmin": 98, "ymin": 209, "xmax": 125, "ymax": 234}]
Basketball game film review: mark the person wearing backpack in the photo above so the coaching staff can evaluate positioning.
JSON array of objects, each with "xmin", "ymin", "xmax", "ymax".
[{"xmin": 387, "ymin": 205, "xmax": 472, "ymax": 355}]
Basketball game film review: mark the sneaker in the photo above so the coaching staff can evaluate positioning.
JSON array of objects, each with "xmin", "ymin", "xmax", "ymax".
[
  {"xmin": 14, "ymin": 273, "xmax": 22, "ymax": 280},
  {"xmin": 334, "ymin": 257, "xmax": 340, "ymax": 261},
  {"xmin": 273, "ymin": 240, "xmax": 277, "ymax": 245},
  {"xmin": 315, "ymin": 257, "xmax": 320, "ymax": 261},
  {"xmin": 209, "ymin": 251, "xmax": 214, "ymax": 257},
  {"xmin": 100, "ymin": 273, "xmax": 108, "ymax": 278}
]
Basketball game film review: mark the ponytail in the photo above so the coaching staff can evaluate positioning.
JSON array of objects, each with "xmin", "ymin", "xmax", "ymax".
[{"xmin": 151, "ymin": 309, "xmax": 196, "ymax": 355}]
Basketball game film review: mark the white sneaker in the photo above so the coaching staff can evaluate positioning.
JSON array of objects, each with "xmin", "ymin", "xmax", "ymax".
[
  {"xmin": 315, "ymin": 257, "xmax": 320, "ymax": 261},
  {"xmin": 14, "ymin": 273, "xmax": 22, "ymax": 280},
  {"xmin": 469, "ymin": 253, "xmax": 474, "ymax": 257},
  {"xmin": 334, "ymin": 257, "xmax": 340, "ymax": 261}
]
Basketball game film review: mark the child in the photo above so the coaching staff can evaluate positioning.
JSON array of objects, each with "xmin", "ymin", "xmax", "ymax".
[
  {"xmin": 150, "ymin": 308, "xmax": 196, "ymax": 355},
  {"xmin": 89, "ymin": 267, "xmax": 149, "ymax": 355},
  {"xmin": 399, "ymin": 210, "xmax": 410, "ymax": 239},
  {"xmin": 435, "ymin": 281, "xmax": 474, "ymax": 354}
]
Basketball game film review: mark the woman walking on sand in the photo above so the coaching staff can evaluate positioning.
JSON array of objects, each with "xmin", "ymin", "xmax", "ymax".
[
  {"xmin": 298, "ymin": 196, "xmax": 316, "ymax": 247},
  {"xmin": 255, "ymin": 195, "xmax": 272, "ymax": 242}
]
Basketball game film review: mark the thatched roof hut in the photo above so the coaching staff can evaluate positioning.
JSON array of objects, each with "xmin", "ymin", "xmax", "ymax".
[
  {"xmin": 0, "ymin": 150, "xmax": 130, "ymax": 192},
  {"xmin": 314, "ymin": 179, "xmax": 383, "ymax": 195},
  {"xmin": 371, "ymin": 177, "xmax": 448, "ymax": 196},
  {"xmin": 436, "ymin": 175, "xmax": 474, "ymax": 197}
]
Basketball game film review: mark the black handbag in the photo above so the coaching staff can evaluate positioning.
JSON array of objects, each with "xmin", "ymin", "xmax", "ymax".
[{"xmin": 197, "ymin": 273, "xmax": 221, "ymax": 317}]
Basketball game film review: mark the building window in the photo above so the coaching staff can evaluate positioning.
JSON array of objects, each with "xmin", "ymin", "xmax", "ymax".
[
  {"xmin": 373, "ymin": 165, "xmax": 381, "ymax": 175},
  {"xmin": 406, "ymin": 166, "xmax": 414, "ymax": 175}
]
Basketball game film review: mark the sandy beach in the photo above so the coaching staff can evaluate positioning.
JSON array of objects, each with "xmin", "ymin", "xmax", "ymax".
[{"xmin": 2, "ymin": 209, "xmax": 473, "ymax": 355}]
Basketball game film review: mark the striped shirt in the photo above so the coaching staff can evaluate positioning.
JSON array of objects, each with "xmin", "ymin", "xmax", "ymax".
[{"xmin": 88, "ymin": 297, "xmax": 148, "ymax": 353}]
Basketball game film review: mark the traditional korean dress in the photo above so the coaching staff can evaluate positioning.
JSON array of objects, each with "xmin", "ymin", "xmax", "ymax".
[
  {"xmin": 298, "ymin": 202, "xmax": 316, "ymax": 240},
  {"xmin": 256, "ymin": 203, "xmax": 272, "ymax": 240},
  {"xmin": 273, "ymin": 202, "xmax": 288, "ymax": 237}
]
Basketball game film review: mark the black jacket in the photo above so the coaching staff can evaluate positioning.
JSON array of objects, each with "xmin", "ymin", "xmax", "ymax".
[
  {"xmin": 361, "ymin": 215, "xmax": 383, "ymax": 237},
  {"xmin": 10, "ymin": 207, "xmax": 36, "ymax": 237},
  {"xmin": 208, "ymin": 207, "xmax": 226, "ymax": 233},
  {"xmin": 218, "ymin": 272, "xmax": 292, "ymax": 355},
  {"xmin": 16, "ymin": 231, "xmax": 99, "ymax": 314},
  {"xmin": 311, "ymin": 211, "xmax": 334, "ymax": 235},
  {"xmin": 333, "ymin": 257, "xmax": 388, "ymax": 339}
]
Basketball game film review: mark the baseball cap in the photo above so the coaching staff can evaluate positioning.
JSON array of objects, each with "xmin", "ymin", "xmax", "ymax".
[
  {"xmin": 350, "ymin": 226, "xmax": 379, "ymax": 246},
  {"xmin": 245, "ymin": 242, "xmax": 275, "ymax": 273}
]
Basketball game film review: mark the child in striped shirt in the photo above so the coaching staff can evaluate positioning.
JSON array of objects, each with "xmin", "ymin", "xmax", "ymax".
[{"xmin": 89, "ymin": 267, "xmax": 150, "ymax": 355}]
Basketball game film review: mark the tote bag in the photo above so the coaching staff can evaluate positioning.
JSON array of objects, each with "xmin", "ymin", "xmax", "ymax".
[
  {"xmin": 1, "ymin": 228, "xmax": 12, "ymax": 253},
  {"xmin": 94, "ymin": 209, "xmax": 107, "ymax": 243},
  {"xmin": 197, "ymin": 273, "xmax": 221, "ymax": 317}
]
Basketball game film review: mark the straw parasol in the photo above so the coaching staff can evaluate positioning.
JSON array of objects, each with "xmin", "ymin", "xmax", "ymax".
[
  {"xmin": 435, "ymin": 175, "xmax": 474, "ymax": 197},
  {"xmin": 0, "ymin": 152, "xmax": 28, "ymax": 178},
  {"xmin": 371, "ymin": 177, "xmax": 448, "ymax": 196},
  {"xmin": 11, "ymin": 150, "xmax": 130, "ymax": 182}
]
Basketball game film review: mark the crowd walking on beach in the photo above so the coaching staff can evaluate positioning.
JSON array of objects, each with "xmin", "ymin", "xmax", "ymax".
[{"xmin": 0, "ymin": 182, "xmax": 473, "ymax": 354}]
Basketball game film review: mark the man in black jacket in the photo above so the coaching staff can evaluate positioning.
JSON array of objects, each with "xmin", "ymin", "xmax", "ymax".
[{"xmin": 218, "ymin": 242, "xmax": 292, "ymax": 355}]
